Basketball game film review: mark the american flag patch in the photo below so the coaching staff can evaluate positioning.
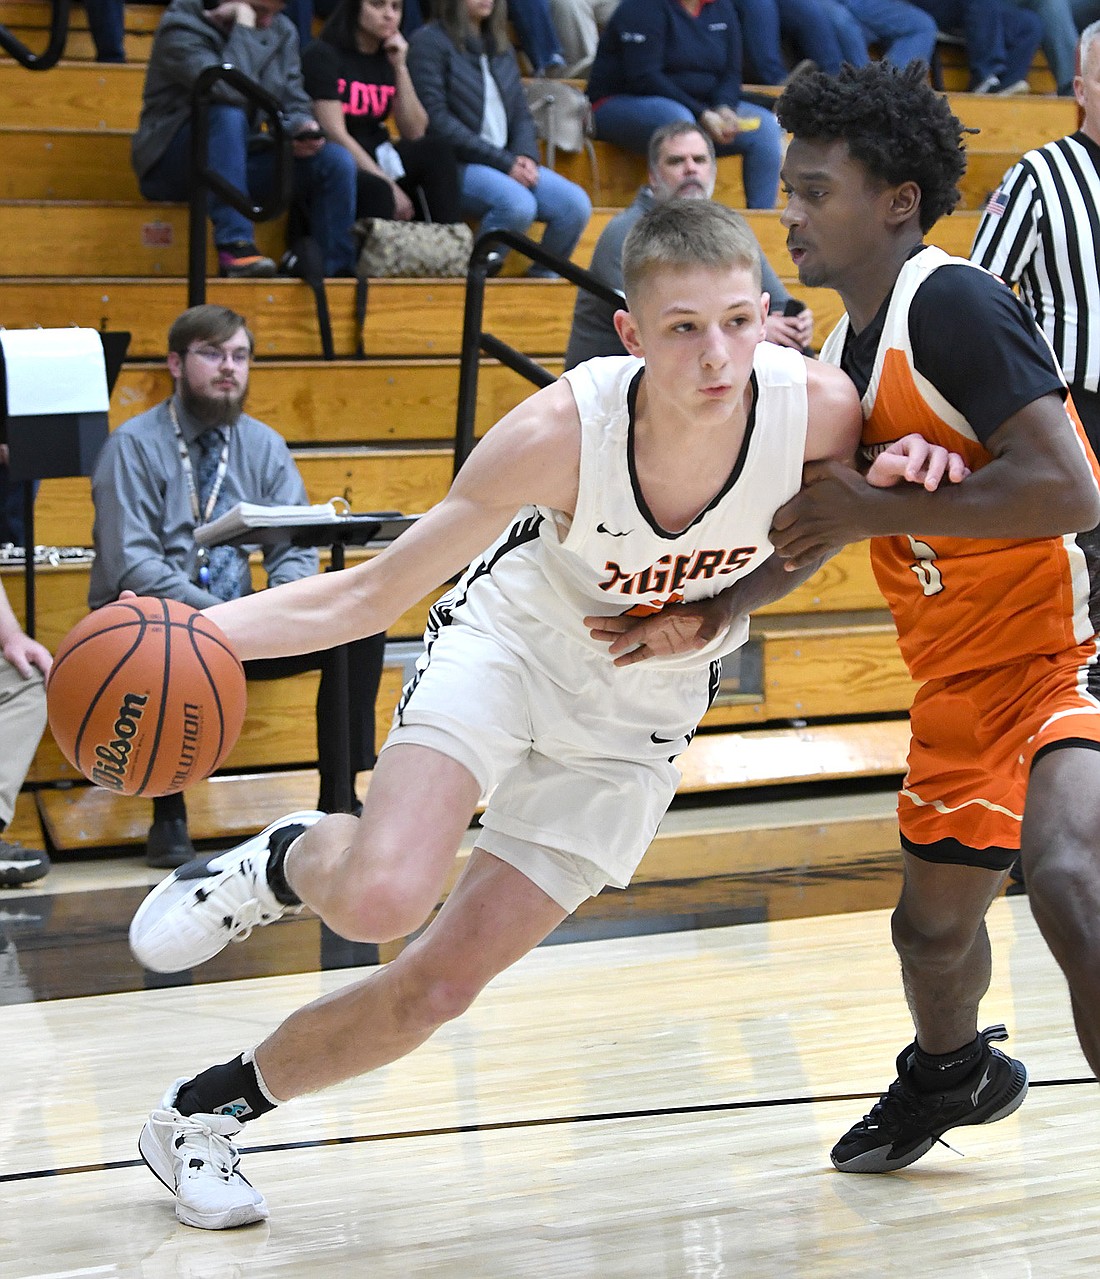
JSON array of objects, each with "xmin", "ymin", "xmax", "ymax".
[{"xmin": 984, "ymin": 188, "xmax": 1009, "ymax": 217}]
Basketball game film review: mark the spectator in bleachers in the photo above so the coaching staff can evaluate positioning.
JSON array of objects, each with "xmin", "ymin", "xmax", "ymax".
[
  {"xmin": 132, "ymin": 0, "xmax": 359, "ymax": 278},
  {"xmin": 303, "ymin": 0, "xmax": 463, "ymax": 223},
  {"xmin": 1002, "ymin": 0, "xmax": 1078, "ymax": 91},
  {"xmin": 565, "ymin": 121, "xmax": 813, "ymax": 368},
  {"xmin": 831, "ymin": 0, "xmax": 937, "ymax": 67},
  {"xmin": 546, "ymin": 0, "xmax": 617, "ymax": 79},
  {"xmin": 407, "ymin": 0, "xmax": 592, "ymax": 276},
  {"xmin": 508, "ymin": 0, "xmax": 568, "ymax": 76},
  {"xmin": 912, "ymin": 0, "xmax": 1043, "ymax": 91},
  {"xmin": 0, "ymin": 578, "xmax": 51, "ymax": 888},
  {"xmin": 735, "ymin": 0, "xmax": 871, "ymax": 83},
  {"xmin": 89, "ymin": 305, "xmax": 386, "ymax": 869},
  {"xmin": 586, "ymin": 0, "xmax": 784, "ymax": 209}
]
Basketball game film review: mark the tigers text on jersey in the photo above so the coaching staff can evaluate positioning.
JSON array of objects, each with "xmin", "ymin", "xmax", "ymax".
[
  {"xmin": 821, "ymin": 245, "xmax": 1100, "ymax": 682},
  {"xmin": 432, "ymin": 347, "xmax": 809, "ymax": 673}
]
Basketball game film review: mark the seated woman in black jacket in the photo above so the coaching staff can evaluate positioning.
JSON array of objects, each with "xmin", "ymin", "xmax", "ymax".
[
  {"xmin": 302, "ymin": 0, "xmax": 463, "ymax": 222},
  {"xmin": 408, "ymin": 0, "xmax": 591, "ymax": 276}
]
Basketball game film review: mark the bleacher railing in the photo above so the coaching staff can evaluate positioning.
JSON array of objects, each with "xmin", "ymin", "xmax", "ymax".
[
  {"xmin": 454, "ymin": 229, "xmax": 624, "ymax": 476},
  {"xmin": 188, "ymin": 63, "xmax": 293, "ymax": 306},
  {"xmin": 0, "ymin": 0, "xmax": 70, "ymax": 69}
]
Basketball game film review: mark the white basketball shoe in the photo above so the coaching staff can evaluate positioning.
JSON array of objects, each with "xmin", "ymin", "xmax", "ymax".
[
  {"xmin": 129, "ymin": 811, "xmax": 326, "ymax": 973},
  {"xmin": 139, "ymin": 1078, "xmax": 268, "ymax": 1230}
]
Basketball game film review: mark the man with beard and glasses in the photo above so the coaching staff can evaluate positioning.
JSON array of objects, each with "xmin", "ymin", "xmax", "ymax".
[
  {"xmin": 564, "ymin": 121, "xmax": 813, "ymax": 369},
  {"xmin": 89, "ymin": 305, "xmax": 385, "ymax": 868}
]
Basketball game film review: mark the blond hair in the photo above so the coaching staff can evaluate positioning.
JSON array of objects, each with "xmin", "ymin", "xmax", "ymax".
[{"xmin": 621, "ymin": 199, "xmax": 763, "ymax": 305}]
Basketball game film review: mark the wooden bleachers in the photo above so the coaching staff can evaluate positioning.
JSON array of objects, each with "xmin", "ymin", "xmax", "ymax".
[
  {"xmin": 0, "ymin": 0, "xmax": 158, "ymax": 62},
  {"xmin": 0, "ymin": 29, "xmax": 1071, "ymax": 868}
]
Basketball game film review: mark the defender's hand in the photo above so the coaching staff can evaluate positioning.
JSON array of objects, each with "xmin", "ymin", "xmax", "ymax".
[{"xmin": 584, "ymin": 597, "xmax": 730, "ymax": 667}]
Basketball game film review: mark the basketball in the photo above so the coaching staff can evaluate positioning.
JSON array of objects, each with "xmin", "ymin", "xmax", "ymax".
[{"xmin": 46, "ymin": 597, "xmax": 247, "ymax": 797}]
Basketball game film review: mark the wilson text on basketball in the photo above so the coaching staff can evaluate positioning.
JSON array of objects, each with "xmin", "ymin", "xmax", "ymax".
[{"xmin": 90, "ymin": 691, "xmax": 149, "ymax": 790}]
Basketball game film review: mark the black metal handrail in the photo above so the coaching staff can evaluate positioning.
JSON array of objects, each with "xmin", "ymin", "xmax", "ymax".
[
  {"xmin": 453, "ymin": 229, "xmax": 624, "ymax": 476},
  {"xmin": 188, "ymin": 63, "xmax": 293, "ymax": 305},
  {"xmin": 0, "ymin": 0, "xmax": 70, "ymax": 69}
]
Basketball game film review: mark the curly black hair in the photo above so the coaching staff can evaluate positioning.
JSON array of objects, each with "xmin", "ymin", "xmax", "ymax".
[{"xmin": 775, "ymin": 62, "xmax": 968, "ymax": 232}]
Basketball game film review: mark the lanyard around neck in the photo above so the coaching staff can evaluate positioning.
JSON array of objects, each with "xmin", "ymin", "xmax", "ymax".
[{"xmin": 169, "ymin": 398, "xmax": 229, "ymax": 528}]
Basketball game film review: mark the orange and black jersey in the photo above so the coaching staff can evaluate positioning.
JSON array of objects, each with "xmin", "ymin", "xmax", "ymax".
[{"xmin": 821, "ymin": 245, "xmax": 1100, "ymax": 682}]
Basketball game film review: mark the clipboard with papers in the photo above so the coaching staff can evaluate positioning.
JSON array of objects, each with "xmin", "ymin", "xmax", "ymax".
[{"xmin": 195, "ymin": 502, "xmax": 419, "ymax": 550}]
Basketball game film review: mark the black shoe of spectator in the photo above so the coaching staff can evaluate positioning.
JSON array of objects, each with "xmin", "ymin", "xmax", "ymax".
[
  {"xmin": 146, "ymin": 816, "xmax": 197, "ymax": 870},
  {"xmin": 217, "ymin": 242, "xmax": 278, "ymax": 279},
  {"xmin": 0, "ymin": 840, "xmax": 50, "ymax": 887}
]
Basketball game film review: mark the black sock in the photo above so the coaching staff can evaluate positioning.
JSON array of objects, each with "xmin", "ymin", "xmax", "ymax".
[
  {"xmin": 266, "ymin": 825, "xmax": 304, "ymax": 907},
  {"xmin": 174, "ymin": 1052, "xmax": 279, "ymax": 1122},
  {"xmin": 911, "ymin": 1034, "xmax": 984, "ymax": 1092}
]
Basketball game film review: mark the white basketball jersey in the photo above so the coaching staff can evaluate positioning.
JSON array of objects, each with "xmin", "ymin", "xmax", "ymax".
[{"xmin": 429, "ymin": 347, "xmax": 809, "ymax": 672}]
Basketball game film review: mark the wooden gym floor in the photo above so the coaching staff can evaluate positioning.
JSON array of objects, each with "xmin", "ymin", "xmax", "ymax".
[{"xmin": 3, "ymin": 847, "xmax": 1099, "ymax": 1277}]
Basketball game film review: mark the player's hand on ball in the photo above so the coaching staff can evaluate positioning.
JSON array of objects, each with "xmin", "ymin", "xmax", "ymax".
[{"xmin": 585, "ymin": 598, "xmax": 731, "ymax": 666}]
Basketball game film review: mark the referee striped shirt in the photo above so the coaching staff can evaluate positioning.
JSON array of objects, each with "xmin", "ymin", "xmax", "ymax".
[{"xmin": 970, "ymin": 131, "xmax": 1100, "ymax": 395}]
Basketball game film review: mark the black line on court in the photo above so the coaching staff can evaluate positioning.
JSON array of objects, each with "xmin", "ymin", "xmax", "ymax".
[{"xmin": 1, "ymin": 1076, "xmax": 1094, "ymax": 1186}]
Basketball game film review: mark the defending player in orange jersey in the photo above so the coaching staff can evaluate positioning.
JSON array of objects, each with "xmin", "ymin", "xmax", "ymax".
[{"xmin": 763, "ymin": 62, "xmax": 1100, "ymax": 1174}]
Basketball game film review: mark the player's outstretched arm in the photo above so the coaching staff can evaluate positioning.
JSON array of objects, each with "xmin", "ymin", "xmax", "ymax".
[
  {"xmin": 771, "ymin": 393, "xmax": 1100, "ymax": 570},
  {"xmin": 203, "ymin": 383, "xmax": 583, "ymax": 660}
]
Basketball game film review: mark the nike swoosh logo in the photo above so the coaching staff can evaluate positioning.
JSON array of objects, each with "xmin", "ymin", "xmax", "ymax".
[
  {"xmin": 970, "ymin": 1064, "xmax": 993, "ymax": 1107},
  {"xmin": 597, "ymin": 523, "xmax": 631, "ymax": 537},
  {"xmin": 651, "ymin": 732, "xmax": 683, "ymax": 744}
]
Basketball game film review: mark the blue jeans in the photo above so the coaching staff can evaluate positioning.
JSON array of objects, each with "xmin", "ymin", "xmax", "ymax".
[
  {"xmin": 139, "ymin": 105, "xmax": 358, "ymax": 276},
  {"xmin": 737, "ymin": 0, "xmax": 869, "ymax": 80},
  {"xmin": 734, "ymin": 0, "xmax": 789, "ymax": 83},
  {"xmin": 915, "ymin": 0, "xmax": 1044, "ymax": 86},
  {"xmin": 85, "ymin": 0, "xmax": 125, "ymax": 61},
  {"xmin": 1004, "ymin": 0, "xmax": 1079, "ymax": 91},
  {"xmin": 507, "ymin": 0, "xmax": 564, "ymax": 74},
  {"xmin": 593, "ymin": 98, "xmax": 783, "ymax": 208},
  {"xmin": 837, "ymin": 0, "xmax": 938, "ymax": 65},
  {"xmin": 782, "ymin": 0, "xmax": 871, "ymax": 69},
  {"xmin": 461, "ymin": 163, "xmax": 592, "ymax": 271}
]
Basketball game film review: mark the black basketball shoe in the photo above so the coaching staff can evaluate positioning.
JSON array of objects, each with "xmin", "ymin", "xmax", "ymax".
[{"xmin": 831, "ymin": 1024, "xmax": 1028, "ymax": 1173}]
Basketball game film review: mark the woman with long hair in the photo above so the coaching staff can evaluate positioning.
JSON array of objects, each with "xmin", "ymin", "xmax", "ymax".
[
  {"xmin": 408, "ymin": 0, "xmax": 591, "ymax": 275},
  {"xmin": 302, "ymin": 0, "xmax": 463, "ymax": 222}
]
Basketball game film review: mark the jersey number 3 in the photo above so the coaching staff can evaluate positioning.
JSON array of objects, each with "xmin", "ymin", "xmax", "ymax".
[{"xmin": 907, "ymin": 535, "xmax": 944, "ymax": 596}]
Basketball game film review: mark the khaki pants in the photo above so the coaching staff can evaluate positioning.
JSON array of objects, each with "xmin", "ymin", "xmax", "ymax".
[{"xmin": 0, "ymin": 659, "xmax": 45, "ymax": 828}]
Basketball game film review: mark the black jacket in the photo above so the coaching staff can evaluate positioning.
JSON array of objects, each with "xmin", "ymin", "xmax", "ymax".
[{"xmin": 407, "ymin": 22, "xmax": 538, "ymax": 173}]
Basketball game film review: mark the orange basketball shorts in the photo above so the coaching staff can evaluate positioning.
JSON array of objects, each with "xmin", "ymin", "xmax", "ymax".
[{"xmin": 900, "ymin": 641, "xmax": 1100, "ymax": 868}]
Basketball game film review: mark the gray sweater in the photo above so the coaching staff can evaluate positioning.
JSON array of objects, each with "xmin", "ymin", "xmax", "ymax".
[
  {"xmin": 132, "ymin": 0, "xmax": 315, "ymax": 178},
  {"xmin": 406, "ymin": 22, "xmax": 538, "ymax": 173},
  {"xmin": 89, "ymin": 398, "xmax": 317, "ymax": 609}
]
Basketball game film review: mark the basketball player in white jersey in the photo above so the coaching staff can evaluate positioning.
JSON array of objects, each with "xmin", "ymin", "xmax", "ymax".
[{"xmin": 126, "ymin": 199, "xmax": 962, "ymax": 1229}]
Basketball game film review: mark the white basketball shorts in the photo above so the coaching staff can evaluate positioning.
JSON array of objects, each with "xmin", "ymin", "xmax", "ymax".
[{"xmin": 381, "ymin": 618, "xmax": 717, "ymax": 912}]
